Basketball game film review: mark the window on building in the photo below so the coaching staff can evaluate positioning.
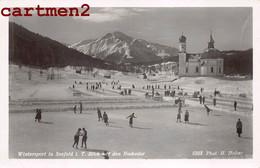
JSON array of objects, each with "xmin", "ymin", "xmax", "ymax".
[
  {"xmin": 186, "ymin": 67, "xmax": 188, "ymax": 73},
  {"xmin": 196, "ymin": 67, "xmax": 199, "ymax": 73},
  {"xmin": 211, "ymin": 67, "xmax": 214, "ymax": 73},
  {"xmin": 219, "ymin": 67, "xmax": 221, "ymax": 73}
]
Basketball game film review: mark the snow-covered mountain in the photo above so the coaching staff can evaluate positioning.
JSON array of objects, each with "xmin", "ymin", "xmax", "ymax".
[{"xmin": 69, "ymin": 31, "xmax": 179, "ymax": 64}]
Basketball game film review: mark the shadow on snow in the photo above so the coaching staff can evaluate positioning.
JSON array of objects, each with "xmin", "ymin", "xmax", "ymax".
[
  {"xmin": 39, "ymin": 121, "xmax": 54, "ymax": 124},
  {"xmin": 108, "ymin": 125, "xmax": 124, "ymax": 129},
  {"xmin": 187, "ymin": 122, "xmax": 207, "ymax": 126},
  {"xmin": 133, "ymin": 126, "xmax": 152, "ymax": 130}
]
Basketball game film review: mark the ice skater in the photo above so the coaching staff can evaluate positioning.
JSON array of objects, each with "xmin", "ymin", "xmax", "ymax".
[
  {"xmin": 236, "ymin": 119, "xmax": 242, "ymax": 137},
  {"xmin": 72, "ymin": 128, "xmax": 82, "ymax": 149},
  {"xmin": 204, "ymin": 105, "xmax": 212, "ymax": 115},
  {"xmin": 73, "ymin": 105, "xmax": 77, "ymax": 114},
  {"xmin": 199, "ymin": 95, "xmax": 202, "ymax": 104},
  {"xmin": 202, "ymin": 96, "xmax": 205, "ymax": 104},
  {"xmin": 35, "ymin": 109, "xmax": 42, "ymax": 122},
  {"xmin": 79, "ymin": 102, "xmax": 82, "ymax": 114},
  {"xmin": 213, "ymin": 97, "xmax": 216, "ymax": 106},
  {"xmin": 234, "ymin": 100, "xmax": 237, "ymax": 111},
  {"xmin": 97, "ymin": 108, "xmax": 102, "ymax": 121},
  {"xmin": 177, "ymin": 107, "xmax": 182, "ymax": 122},
  {"xmin": 126, "ymin": 113, "xmax": 137, "ymax": 128},
  {"xmin": 81, "ymin": 128, "xmax": 87, "ymax": 148},
  {"xmin": 184, "ymin": 110, "xmax": 189, "ymax": 123},
  {"xmin": 103, "ymin": 112, "xmax": 109, "ymax": 126}
]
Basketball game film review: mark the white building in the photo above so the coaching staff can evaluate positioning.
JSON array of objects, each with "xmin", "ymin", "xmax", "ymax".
[{"xmin": 178, "ymin": 32, "xmax": 224, "ymax": 77}]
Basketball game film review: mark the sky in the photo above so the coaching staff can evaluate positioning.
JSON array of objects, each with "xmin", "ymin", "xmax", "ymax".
[{"xmin": 10, "ymin": 7, "xmax": 252, "ymax": 53}]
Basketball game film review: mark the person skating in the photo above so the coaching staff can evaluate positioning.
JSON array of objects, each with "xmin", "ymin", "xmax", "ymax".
[
  {"xmin": 213, "ymin": 97, "xmax": 216, "ymax": 106},
  {"xmin": 81, "ymin": 128, "xmax": 87, "ymax": 148},
  {"xmin": 202, "ymin": 96, "xmax": 205, "ymax": 104},
  {"xmin": 236, "ymin": 119, "xmax": 242, "ymax": 137},
  {"xmin": 35, "ymin": 109, "xmax": 42, "ymax": 122},
  {"xmin": 73, "ymin": 105, "xmax": 77, "ymax": 114},
  {"xmin": 184, "ymin": 110, "xmax": 189, "ymax": 123},
  {"xmin": 204, "ymin": 105, "xmax": 212, "ymax": 115},
  {"xmin": 35, "ymin": 108, "xmax": 39, "ymax": 122},
  {"xmin": 72, "ymin": 128, "xmax": 82, "ymax": 149},
  {"xmin": 103, "ymin": 112, "xmax": 109, "ymax": 126},
  {"xmin": 97, "ymin": 108, "xmax": 102, "ymax": 121},
  {"xmin": 199, "ymin": 95, "xmax": 202, "ymax": 104},
  {"xmin": 234, "ymin": 100, "xmax": 237, "ymax": 111},
  {"xmin": 177, "ymin": 107, "xmax": 182, "ymax": 122},
  {"xmin": 126, "ymin": 113, "xmax": 137, "ymax": 128},
  {"xmin": 179, "ymin": 99, "xmax": 182, "ymax": 109},
  {"xmin": 79, "ymin": 102, "xmax": 82, "ymax": 114}
]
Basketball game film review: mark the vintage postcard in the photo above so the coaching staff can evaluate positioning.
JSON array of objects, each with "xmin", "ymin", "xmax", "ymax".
[{"xmin": 0, "ymin": 0, "xmax": 259, "ymax": 168}]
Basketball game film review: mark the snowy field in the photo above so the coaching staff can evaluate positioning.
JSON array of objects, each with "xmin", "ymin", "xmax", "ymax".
[{"xmin": 9, "ymin": 64, "xmax": 253, "ymax": 159}]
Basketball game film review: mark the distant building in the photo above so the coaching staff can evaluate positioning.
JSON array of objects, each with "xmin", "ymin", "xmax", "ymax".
[{"xmin": 178, "ymin": 32, "xmax": 224, "ymax": 77}]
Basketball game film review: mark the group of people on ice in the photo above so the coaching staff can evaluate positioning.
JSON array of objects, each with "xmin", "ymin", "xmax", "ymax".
[
  {"xmin": 197, "ymin": 88, "xmax": 243, "ymax": 137},
  {"xmin": 97, "ymin": 108, "xmax": 137, "ymax": 128},
  {"xmin": 176, "ymin": 107, "xmax": 189, "ymax": 123},
  {"xmin": 97, "ymin": 108, "xmax": 109, "ymax": 126},
  {"xmin": 72, "ymin": 127, "xmax": 88, "ymax": 149}
]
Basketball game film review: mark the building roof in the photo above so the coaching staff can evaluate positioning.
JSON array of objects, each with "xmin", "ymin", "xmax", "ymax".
[{"xmin": 201, "ymin": 48, "xmax": 223, "ymax": 59}]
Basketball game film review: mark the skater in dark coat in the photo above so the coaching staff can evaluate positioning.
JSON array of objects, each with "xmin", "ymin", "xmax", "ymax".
[
  {"xmin": 213, "ymin": 97, "xmax": 216, "ymax": 106},
  {"xmin": 73, "ymin": 105, "xmax": 77, "ymax": 114},
  {"xmin": 179, "ymin": 100, "xmax": 182, "ymax": 109},
  {"xmin": 177, "ymin": 107, "xmax": 182, "ymax": 122},
  {"xmin": 126, "ymin": 113, "xmax": 137, "ymax": 128},
  {"xmin": 184, "ymin": 110, "xmax": 189, "ymax": 123},
  {"xmin": 79, "ymin": 102, "xmax": 82, "ymax": 114},
  {"xmin": 103, "ymin": 112, "xmax": 109, "ymax": 126},
  {"xmin": 202, "ymin": 96, "xmax": 205, "ymax": 104},
  {"xmin": 199, "ymin": 95, "xmax": 202, "ymax": 104},
  {"xmin": 72, "ymin": 128, "xmax": 82, "ymax": 149},
  {"xmin": 236, "ymin": 119, "xmax": 242, "ymax": 137},
  {"xmin": 35, "ymin": 109, "xmax": 42, "ymax": 122},
  {"xmin": 234, "ymin": 100, "xmax": 237, "ymax": 111},
  {"xmin": 204, "ymin": 105, "xmax": 212, "ymax": 115},
  {"xmin": 81, "ymin": 128, "xmax": 87, "ymax": 148},
  {"xmin": 97, "ymin": 108, "xmax": 102, "ymax": 121}
]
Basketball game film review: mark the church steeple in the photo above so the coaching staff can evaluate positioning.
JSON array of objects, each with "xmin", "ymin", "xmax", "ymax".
[{"xmin": 208, "ymin": 31, "xmax": 215, "ymax": 49}]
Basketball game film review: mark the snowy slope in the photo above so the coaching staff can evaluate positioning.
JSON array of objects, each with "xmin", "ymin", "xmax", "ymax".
[{"xmin": 9, "ymin": 64, "xmax": 253, "ymax": 159}]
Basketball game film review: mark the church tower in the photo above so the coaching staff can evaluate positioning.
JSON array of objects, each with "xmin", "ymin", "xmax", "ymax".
[
  {"xmin": 178, "ymin": 33, "xmax": 187, "ymax": 77},
  {"xmin": 208, "ymin": 31, "xmax": 215, "ymax": 49}
]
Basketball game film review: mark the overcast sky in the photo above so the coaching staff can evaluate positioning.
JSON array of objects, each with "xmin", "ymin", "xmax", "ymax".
[{"xmin": 10, "ymin": 7, "xmax": 252, "ymax": 53}]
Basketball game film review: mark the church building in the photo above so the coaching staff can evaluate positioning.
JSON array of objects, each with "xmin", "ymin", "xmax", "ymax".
[{"xmin": 178, "ymin": 32, "xmax": 224, "ymax": 77}]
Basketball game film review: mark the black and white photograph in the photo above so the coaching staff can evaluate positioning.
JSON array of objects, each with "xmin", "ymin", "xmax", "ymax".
[{"xmin": 1, "ymin": 0, "xmax": 260, "ymax": 167}]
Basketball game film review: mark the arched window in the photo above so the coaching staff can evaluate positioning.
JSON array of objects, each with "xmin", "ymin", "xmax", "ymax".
[{"xmin": 211, "ymin": 67, "xmax": 214, "ymax": 73}]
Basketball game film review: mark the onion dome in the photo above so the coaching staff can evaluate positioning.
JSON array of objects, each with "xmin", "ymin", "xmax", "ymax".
[{"xmin": 179, "ymin": 33, "xmax": 186, "ymax": 43}]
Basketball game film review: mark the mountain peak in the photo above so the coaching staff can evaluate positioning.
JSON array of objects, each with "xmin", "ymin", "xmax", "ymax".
[
  {"xmin": 111, "ymin": 31, "xmax": 133, "ymax": 43},
  {"xmin": 70, "ymin": 31, "xmax": 179, "ymax": 64},
  {"xmin": 112, "ymin": 31, "xmax": 126, "ymax": 36}
]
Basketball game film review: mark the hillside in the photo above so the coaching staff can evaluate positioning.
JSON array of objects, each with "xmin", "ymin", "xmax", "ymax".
[
  {"xmin": 221, "ymin": 49, "xmax": 253, "ymax": 76},
  {"xmin": 9, "ymin": 22, "xmax": 115, "ymax": 70},
  {"xmin": 69, "ymin": 31, "xmax": 179, "ymax": 64}
]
